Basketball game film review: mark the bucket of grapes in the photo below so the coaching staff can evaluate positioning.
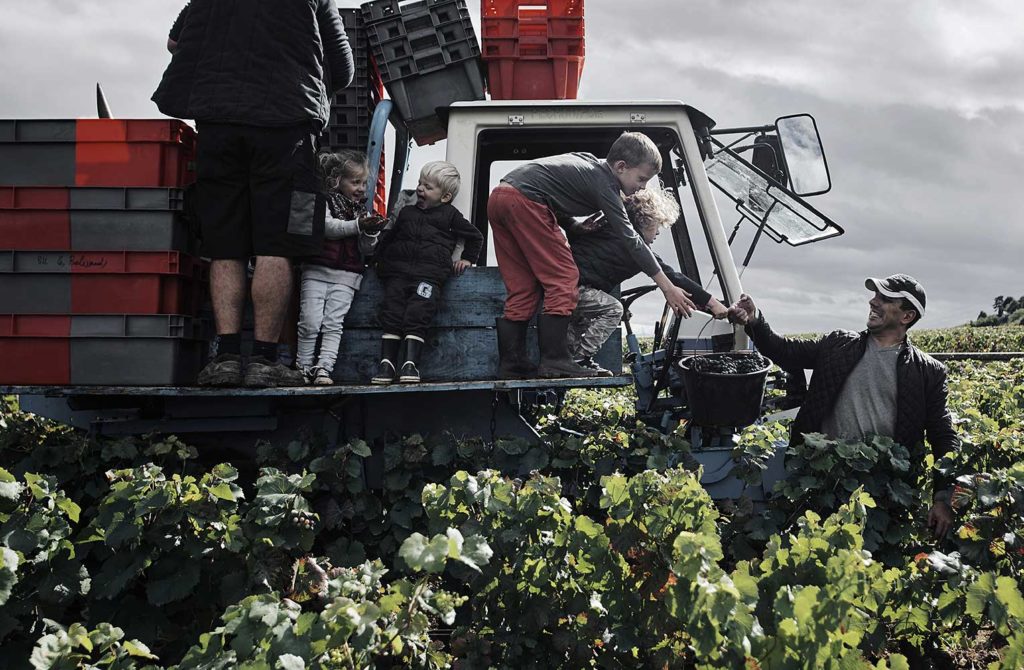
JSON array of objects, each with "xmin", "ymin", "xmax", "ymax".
[{"xmin": 677, "ymin": 351, "xmax": 772, "ymax": 427}]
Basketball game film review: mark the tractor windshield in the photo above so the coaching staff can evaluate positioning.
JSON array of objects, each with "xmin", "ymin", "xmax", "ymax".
[{"xmin": 704, "ymin": 148, "xmax": 843, "ymax": 246}]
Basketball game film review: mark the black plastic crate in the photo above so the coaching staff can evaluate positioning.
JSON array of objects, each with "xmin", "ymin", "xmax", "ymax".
[
  {"xmin": 373, "ymin": 39, "xmax": 480, "ymax": 80},
  {"xmin": 385, "ymin": 59, "xmax": 486, "ymax": 145},
  {"xmin": 322, "ymin": 8, "xmax": 379, "ymax": 153},
  {"xmin": 361, "ymin": 0, "xmax": 462, "ymax": 24},
  {"xmin": 364, "ymin": 1, "xmax": 478, "ymax": 82}
]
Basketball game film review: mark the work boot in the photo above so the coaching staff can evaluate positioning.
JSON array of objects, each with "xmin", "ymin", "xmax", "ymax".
[
  {"xmin": 197, "ymin": 353, "xmax": 244, "ymax": 387},
  {"xmin": 536, "ymin": 314, "xmax": 599, "ymax": 379},
  {"xmin": 575, "ymin": 356, "xmax": 614, "ymax": 377},
  {"xmin": 398, "ymin": 336, "xmax": 423, "ymax": 383},
  {"xmin": 495, "ymin": 317, "xmax": 537, "ymax": 379},
  {"xmin": 370, "ymin": 335, "xmax": 401, "ymax": 385},
  {"xmin": 243, "ymin": 356, "xmax": 306, "ymax": 388}
]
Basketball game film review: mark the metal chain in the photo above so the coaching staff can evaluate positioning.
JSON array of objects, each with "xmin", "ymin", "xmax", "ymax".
[{"xmin": 490, "ymin": 393, "xmax": 499, "ymax": 444}]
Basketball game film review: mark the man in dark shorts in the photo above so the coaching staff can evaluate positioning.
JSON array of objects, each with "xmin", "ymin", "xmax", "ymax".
[{"xmin": 152, "ymin": 0, "xmax": 354, "ymax": 387}]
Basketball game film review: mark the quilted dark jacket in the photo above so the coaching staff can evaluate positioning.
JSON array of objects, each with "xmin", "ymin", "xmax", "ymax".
[
  {"xmin": 152, "ymin": 0, "xmax": 354, "ymax": 132},
  {"xmin": 376, "ymin": 204, "xmax": 483, "ymax": 285},
  {"xmin": 746, "ymin": 313, "xmax": 959, "ymax": 493}
]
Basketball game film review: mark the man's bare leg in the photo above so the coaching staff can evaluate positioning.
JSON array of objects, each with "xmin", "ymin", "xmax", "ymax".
[
  {"xmin": 243, "ymin": 256, "xmax": 305, "ymax": 387},
  {"xmin": 197, "ymin": 259, "xmax": 247, "ymax": 386},
  {"xmin": 251, "ymin": 255, "xmax": 294, "ymax": 343},
  {"xmin": 210, "ymin": 259, "xmax": 246, "ymax": 334}
]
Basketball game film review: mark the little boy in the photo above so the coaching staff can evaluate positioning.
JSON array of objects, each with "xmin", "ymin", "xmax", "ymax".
[
  {"xmin": 487, "ymin": 131, "xmax": 696, "ymax": 379},
  {"xmin": 567, "ymin": 187, "xmax": 729, "ymax": 375},
  {"xmin": 371, "ymin": 161, "xmax": 483, "ymax": 384}
]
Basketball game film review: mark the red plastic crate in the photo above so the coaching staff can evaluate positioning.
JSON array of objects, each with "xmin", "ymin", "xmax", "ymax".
[
  {"xmin": 481, "ymin": 7, "xmax": 584, "ymax": 100},
  {"xmin": 0, "ymin": 339, "xmax": 70, "ymax": 384},
  {"xmin": 485, "ymin": 57, "xmax": 583, "ymax": 100},
  {"xmin": 75, "ymin": 141, "xmax": 195, "ymax": 188},
  {"xmin": 75, "ymin": 119, "xmax": 195, "ymax": 144},
  {"xmin": 0, "ymin": 188, "xmax": 72, "ymax": 248},
  {"xmin": 0, "ymin": 314, "xmax": 72, "ymax": 337},
  {"xmin": 0, "ymin": 187, "xmax": 70, "ymax": 209},
  {"xmin": 71, "ymin": 274, "xmax": 202, "ymax": 314},
  {"xmin": 0, "ymin": 313, "xmax": 71, "ymax": 383},
  {"xmin": 483, "ymin": 0, "xmax": 583, "ymax": 18}
]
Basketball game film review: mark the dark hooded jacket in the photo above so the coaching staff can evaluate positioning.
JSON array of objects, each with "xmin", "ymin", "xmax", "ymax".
[
  {"xmin": 745, "ymin": 312, "xmax": 959, "ymax": 493},
  {"xmin": 568, "ymin": 224, "xmax": 713, "ymax": 307},
  {"xmin": 152, "ymin": 0, "xmax": 354, "ymax": 131},
  {"xmin": 376, "ymin": 204, "xmax": 483, "ymax": 285}
]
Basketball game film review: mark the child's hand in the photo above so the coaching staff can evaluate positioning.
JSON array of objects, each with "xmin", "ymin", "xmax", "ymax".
[
  {"xmin": 576, "ymin": 212, "xmax": 605, "ymax": 233},
  {"xmin": 707, "ymin": 297, "xmax": 730, "ymax": 320},
  {"xmin": 358, "ymin": 213, "xmax": 386, "ymax": 234},
  {"xmin": 453, "ymin": 259, "xmax": 472, "ymax": 276}
]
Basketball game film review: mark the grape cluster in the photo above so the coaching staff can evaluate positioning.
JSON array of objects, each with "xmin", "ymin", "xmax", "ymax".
[
  {"xmin": 686, "ymin": 352, "xmax": 769, "ymax": 375},
  {"xmin": 289, "ymin": 509, "xmax": 317, "ymax": 531}
]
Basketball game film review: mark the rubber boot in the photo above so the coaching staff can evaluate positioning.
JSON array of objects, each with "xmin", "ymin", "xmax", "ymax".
[
  {"xmin": 496, "ymin": 317, "xmax": 537, "ymax": 379},
  {"xmin": 537, "ymin": 314, "xmax": 599, "ymax": 378},
  {"xmin": 398, "ymin": 336, "xmax": 423, "ymax": 383},
  {"xmin": 370, "ymin": 335, "xmax": 401, "ymax": 385}
]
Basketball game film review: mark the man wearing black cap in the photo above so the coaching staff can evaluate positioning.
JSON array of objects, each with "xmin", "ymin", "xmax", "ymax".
[{"xmin": 728, "ymin": 274, "xmax": 957, "ymax": 538}]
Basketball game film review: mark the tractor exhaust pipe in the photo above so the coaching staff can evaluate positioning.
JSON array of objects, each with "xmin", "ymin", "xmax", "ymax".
[{"xmin": 96, "ymin": 83, "xmax": 113, "ymax": 119}]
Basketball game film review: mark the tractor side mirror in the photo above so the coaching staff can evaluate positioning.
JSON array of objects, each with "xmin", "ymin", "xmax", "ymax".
[{"xmin": 775, "ymin": 114, "xmax": 831, "ymax": 196}]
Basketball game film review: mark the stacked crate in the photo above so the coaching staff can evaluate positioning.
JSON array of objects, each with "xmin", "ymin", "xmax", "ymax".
[
  {"xmin": 322, "ymin": 8, "xmax": 380, "ymax": 152},
  {"xmin": 481, "ymin": 0, "xmax": 585, "ymax": 100},
  {"xmin": 0, "ymin": 119, "xmax": 206, "ymax": 385},
  {"xmin": 323, "ymin": 8, "xmax": 387, "ymax": 214},
  {"xmin": 361, "ymin": 0, "xmax": 486, "ymax": 146}
]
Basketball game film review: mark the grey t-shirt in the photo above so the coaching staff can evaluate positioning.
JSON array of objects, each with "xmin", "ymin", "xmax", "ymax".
[
  {"xmin": 501, "ymin": 152, "xmax": 661, "ymax": 277},
  {"xmin": 821, "ymin": 337, "xmax": 900, "ymax": 441}
]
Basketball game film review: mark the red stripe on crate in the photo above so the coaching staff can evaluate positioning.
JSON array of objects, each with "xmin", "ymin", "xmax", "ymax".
[
  {"xmin": 75, "ymin": 119, "xmax": 197, "ymax": 145},
  {"xmin": 0, "ymin": 211, "xmax": 71, "ymax": 249},
  {"xmin": 0, "ymin": 340, "xmax": 70, "ymax": 384},
  {"xmin": 0, "ymin": 314, "xmax": 72, "ymax": 337},
  {"xmin": 0, "ymin": 187, "xmax": 70, "ymax": 209},
  {"xmin": 70, "ymin": 274, "xmax": 202, "ymax": 314},
  {"xmin": 75, "ymin": 142, "xmax": 196, "ymax": 188}
]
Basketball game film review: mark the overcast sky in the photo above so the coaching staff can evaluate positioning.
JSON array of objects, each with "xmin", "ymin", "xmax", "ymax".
[{"xmin": 1, "ymin": 0, "xmax": 1020, "ymax": 334}]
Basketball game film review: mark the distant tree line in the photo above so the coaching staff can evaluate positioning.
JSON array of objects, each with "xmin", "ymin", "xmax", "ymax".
[{"xmin": 973, "ymin": 294, "xmax": 1024, "ymax": 327}]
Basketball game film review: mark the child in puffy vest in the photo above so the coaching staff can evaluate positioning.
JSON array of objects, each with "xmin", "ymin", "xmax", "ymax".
[
  {"xmin": 370, "ymin": 161, "xmax": 483, "ymax": 384},
  {"xmin": 296, "ymin": 150, "xmax": 384, "ymax": 385}
]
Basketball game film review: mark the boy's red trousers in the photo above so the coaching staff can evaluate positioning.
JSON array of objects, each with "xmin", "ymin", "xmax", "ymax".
[{"xmin": 487, "ymin": 183, "xmax": 579, "ymax": 321}]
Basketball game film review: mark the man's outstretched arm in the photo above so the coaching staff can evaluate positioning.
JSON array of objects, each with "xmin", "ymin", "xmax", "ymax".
[{"xmin": 730, "ymin": 294, "xmax": 825, "ymax": 370}]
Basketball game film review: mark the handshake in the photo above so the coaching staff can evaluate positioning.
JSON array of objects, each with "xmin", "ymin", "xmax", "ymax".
[
  {"xmin": 358, "ymin": 212, "xmax": 387, "ymax": 234},
  {"xmin": 726, "ymin": 294, "xmax": 758, "ymax": 325}
]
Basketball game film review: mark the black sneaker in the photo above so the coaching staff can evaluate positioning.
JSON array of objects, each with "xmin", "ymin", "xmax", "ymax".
[
  {"xmin": 371, "ymin": 360, "xmax": 396, "ymax": 385},
  {"xmin": 243, "ymin": 356, "xmax": 306, "ymax": 388},
  {"xmin": 576, "ymin": 356, "xmax": 614, "ymax": 377},
  {"xmin": 197, "ymin": 353, "xmax": 244, "ymax": 387},
  {"xmin": 398, "ymin": 361, "xmax": 420, "ymax": 383}
]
